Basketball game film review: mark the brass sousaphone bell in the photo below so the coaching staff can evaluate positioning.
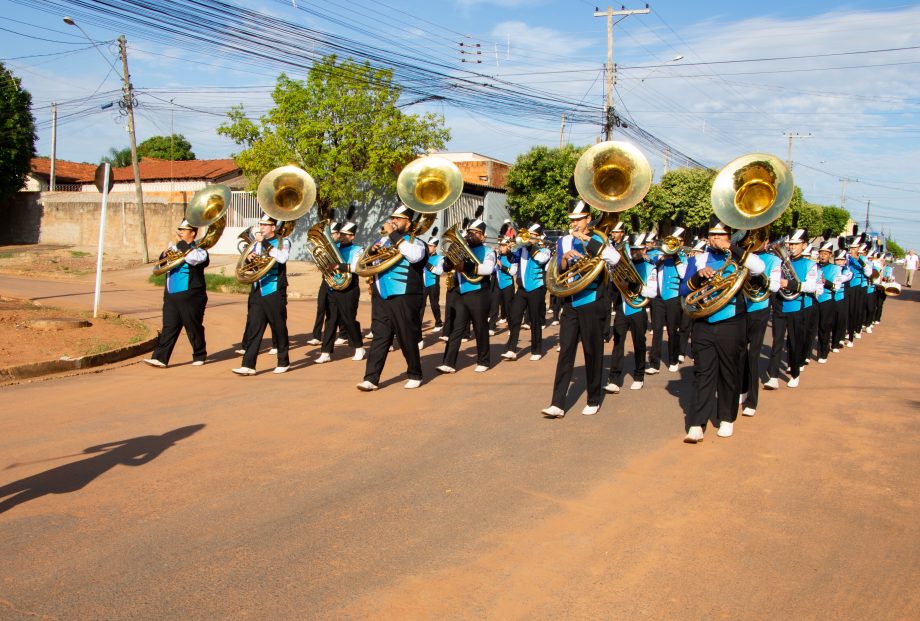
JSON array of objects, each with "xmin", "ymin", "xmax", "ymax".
[
  {"xmin": 236, "ymin": 165, "xmax": 315, "ymax": 284},
  {"xmin": 681, "ymin": 153, "xmax": 793, "ymax": 318},
  {"xmin": 546, "ymin": 141, "xmax": 652, "ymax": 300},
  {"xmin": 152, "ymin": 184, "xmax": 231, "ymax": 276},
  {"xmin": 355, "ymin": 155, "xmax": 463, "ymax": 277}
]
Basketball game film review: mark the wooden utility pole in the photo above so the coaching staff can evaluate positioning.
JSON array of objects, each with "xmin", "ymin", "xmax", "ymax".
[
  {"xmin": 783, "ymin": 131, "xmax": 812, "ymax": 169},
  {"xmin": 594, "ymin": 5, "xmax": 649, "ymax": 140},
  {"xmin": 50, "ymin": 103, "xmax": 58, "ymax": 191},
  {"xmin": 118, "ymin": 34, "xmax": 148, "ymax": 262},
  {"xmin": 559, "ymin": 113, "xmax": 566, "ymax": 148}
]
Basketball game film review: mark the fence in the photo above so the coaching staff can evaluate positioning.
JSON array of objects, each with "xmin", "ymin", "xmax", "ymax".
[{"xmin": 229, "ymin": 191, "xmax": 259, "ymax": 227}]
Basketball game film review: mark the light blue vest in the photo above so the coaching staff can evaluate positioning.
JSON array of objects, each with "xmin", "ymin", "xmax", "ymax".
[
  {"xmin": 780, "ymin": 256, "xmax": 814, "ymax": 313},
  {"xmin": 565, "ymin": 233, "xmax": 607, "ymax": 308},
  {"xmin": 166, "ymin": 262, "xmax": 191, "ymax": 294},
  {"xmin": 658, "ymin": 256, "xmax": 682, "ymax": 301},
  {"xmin": 376, "ymin": 234, "xmax": 413, "ymax": 300},
  {"xmin": 458, "ymin": 244, "xmax": 490, "ymax": 294},
  {"xmin": 745, "ymin": 252, "xmax": 777, "ymax": 312},
  {"xmin": 515, "ymin": 247, "xmax": 546, "ymax": 292},
  {"xmin": 424, "ymin": 254, "xmax": 442, "ymax": 288},
  {"xmin": 496, "ymin": 255, "xmax": 513, "ymax": 289},
  {"xmin": 817, "ymin": 263, "xmax": 840, "ymax": 304},
  {"xmin": 256, "ymin": 237, "xmax": 284, "ymax": 296}
]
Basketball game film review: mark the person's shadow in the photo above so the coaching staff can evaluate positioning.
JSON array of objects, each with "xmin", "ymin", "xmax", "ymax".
[{"xmin": 0, "ymin": 424, "xmax": 205, "ymax": 514}]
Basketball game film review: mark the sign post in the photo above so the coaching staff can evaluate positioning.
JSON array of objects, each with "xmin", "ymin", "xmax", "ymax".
[{"xmin": 93, "ymin": 163, "xmax": 113, "ymax": 318}]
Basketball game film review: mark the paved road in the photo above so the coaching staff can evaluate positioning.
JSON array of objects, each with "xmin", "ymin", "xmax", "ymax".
[{"xmin": 1, "ymin": 273, "xmax": 918, "ymax": 620}]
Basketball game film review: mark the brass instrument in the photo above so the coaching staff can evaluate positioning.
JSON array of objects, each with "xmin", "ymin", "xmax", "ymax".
[
  {"xmin": 770, "ymin": 240, "xmax": 802, "ymax": 301},
  {"xmin": 612, "ymin": 241, "xmax": 652, "ymax": 309},
  {"xmin": 440, "ymin": 223, "xmax": 484, "ymax": 284},
  {"xmin": 306, "ymin": 220, "xmax": 352, "ymax": 290},
  {"xmin": 546, "ymin": 141, "xmax": 652, "ymax": 298},
  {"xmin": 658, "ymin": 235, "xmax": 683, "ymax": 256},
  {"xmin": 682, "ymin": 153, "xmax": 793, "ymax": 318},
  {"xmin": 355, "ymin": 155, "xmax": 462, "ymax": 277},
  {"xmin": 152, "ymin": 184, "xmax": 230, "ymax": 276},
  {"xmin": 236, "ymin": 165, "xmax": 315, "ymax": 284},
  {"xmin": 883, "ymin": 281, "xmax": 902, "ymax": 296}
]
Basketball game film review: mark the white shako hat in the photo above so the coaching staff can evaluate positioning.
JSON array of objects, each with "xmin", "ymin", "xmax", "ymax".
[{"xmin": 568, "ymin": 199, "xmax": 590, "ymax": 219}]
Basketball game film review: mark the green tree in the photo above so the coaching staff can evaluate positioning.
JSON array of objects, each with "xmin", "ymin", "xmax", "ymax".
[
  {"xmin": 138, "ymin": 134, "xmax": 195, "ymax": 160},
  {"xmin": 885, "ymin": 240, "xmax": 904, "ymax": 258},
  {"xmin": 100, "ymin": 147, "xmax": 132, "ymax": 167},
  {"xmin": 768, "ymin": 186, "xmax": 807, "ymax": 238},
  {"xmin": 218, "ymin": 54, "xmax": 449, "ymax": 217},
  {"xmin": 505, "ymin": 144, "xmax": 582, "ymax": 230},
  {"xmin": 632, "ymin": 167, "xmax": 717, "ymax": 233},
  {"xmin": 0, "ymin": 62, "xmax": 37, "ymax": 201},
  {"xmin": 821, "ymin": 205, "xmax": 851, "ymax": 236}
]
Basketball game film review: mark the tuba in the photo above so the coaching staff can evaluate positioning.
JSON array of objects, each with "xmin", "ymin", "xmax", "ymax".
[
  {"xmin": 306, "ymin": 220, "xmax": 351, "ymax": 290},
  {"xmin": 682, "ymin": 153, "xmax": 792, "ymax": 318},
  {"xmin": 440, "ymin": 223, "xmax": 484, "ymax": 284},
  {"xmin": 236, "ymin": 165, "xmax": 315, "ymax": 284},
  {"xmin": 152, "ymin": 184, "xmax": 230, "ymax": 276},
  {"xmin": 355, "ymin": 155, "xmax": 462, "ymax": 277},
  {"xmin": 546, "ymin": 141, "xmax": 652, "ymax": 300}
]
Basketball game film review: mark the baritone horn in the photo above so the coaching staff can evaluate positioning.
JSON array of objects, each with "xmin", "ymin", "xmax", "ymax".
[
  {"xmin": 236, "ymin": 165, "xmax": 315, "ymax": 284},
  {"xmin": 546, "ymin": 141, "xmax": 652, "ymax": 300},
  {"xmin": 152, "ymin": 184, "xmax": 230, "ymax": 276},
  {"xmin": 355, "ymin": 155, "xmax": 462, "ymax": 277},
  {"xmin": 682, "ymin": 153, "xmax": 793, "ymax": 318}
]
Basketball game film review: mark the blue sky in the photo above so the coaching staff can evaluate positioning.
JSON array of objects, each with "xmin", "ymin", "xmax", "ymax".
[{"xmin": 3, "ymin": 0, "xmax": 919, "ymax": 249}]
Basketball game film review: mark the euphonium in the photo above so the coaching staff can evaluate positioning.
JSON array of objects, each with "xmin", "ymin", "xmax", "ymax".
[
  {"xmin": 546, "ymin": 141, "xmax": 652, "ymax": 298},
  {"xmin": 440, "ymin": 224, "xmax": 484, "ymax": 284},
  {"xmin": 152, "ymin": 184, "xmax": 230, "ymax": 276},
  {"xmin": 306, "ymin": 220, "xmax": 352, "ymax": 290},
  {"xmin": 236, "ymin": 165, "xmax": 315, "ymax": 284},
  {"xmin": 355, "ymin": 155, "xmax": 462, "ymax": 277},
  {"xmin": 769, "ymin": 240, "xmax": 802, "ymax": 301},
  {"xmin": 682, "ymin": 153, "xmax": 793, "ymax": 319}
]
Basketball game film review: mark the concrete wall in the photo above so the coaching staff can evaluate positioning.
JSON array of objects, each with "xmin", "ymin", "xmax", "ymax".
[{"xmin": 1, "ymin": 192, "xmax": 43, "ymax": 244}]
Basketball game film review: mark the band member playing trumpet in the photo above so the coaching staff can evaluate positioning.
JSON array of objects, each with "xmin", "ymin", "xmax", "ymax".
[
  {"xmin": 542, "ymin": 200, "xmax": 621, "ymax": 418},
  {"xmin": 233, "ymin": 214, "xmax": 291, "ymax": 375},
  {"xmin": 144, "ymin": 220, "xmax": 210, "ymax": 368},
  {"xmin": 315, "ymin": 220, "xmax": 365, "ymax": 364},
  {"xmin": 501, "ymin": 224, "xmax": 551, "ymax": 361},
  {"xmin": 489, "ymin": 235, "xmax": 515, "ymax": 334},
  {"xmin": 357, "ymin": 205, "xmax": 428, "ymax": 391},
  {"xmin": 437, "ymin": 218, "xmax": 496, "ymax": 374}
]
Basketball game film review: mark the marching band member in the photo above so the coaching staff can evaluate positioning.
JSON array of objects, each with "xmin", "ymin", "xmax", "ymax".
[
  {"xmin": 233, "ymin": 214, "xmax": 291, "ymax": 375},
  {"xmin": 845, "ymin": 238, "xmax": 871, "ymax": 344},
  {"xmin": 144, "ymin": 220, "xmax": 210, "ymax": 368},
  {"xmin": 862, "ymin": 247, "xmax": 878, "ymax": 334},
  {"xmin": 357, "ymin": 205, "xmax": 428, "ymax": 391},
  {"xmin": 489, "ymin": 236, "xmax": 515, "ymax": 335},
  {"xmin": 803, "ymin": 243, "xmax": 821, "ymax": 363},
  {"xmin": 501, "ymin": 224, "xmax": 551, "ymax": 362},
  {"xmin": 606, "ymin": 232, "xmax": 658, "ymax": 393},
  {"xmin": 680, "ymin": 220, "xmax": 765, "ymax": 442},
  {"xmin": 739, "ymin": 234, "xmax": 780, "ymax": 417},
  {"xmin": 832, "ymin": 249, "xmax": 853, "ymax": 350},
  {"xmin": 875, "ymin": 254, "xmax": 894, "ymax": 324},
  {"xmin": 422, "ymin": 232, "xmax": 444, "ymax": 332},
  {"xmin": 815, "ymin": 240, "xmax": 842, "ymax": 364},
  {"xmin": 648, "ymin": 226, "xmax": 687, "ymax": 374},
  {"xmin": 307, "ymin": 221, "xmax": 340, "ymax": 346},
  {"xmin": 315, "ymin": 220, "xmax": 365, "ymax": 364},
  {"xmin": 603, "ymin": 220, "xmax": 627, "ymax": 341},
  {"xmin": 437, "ymin": 217, "xmax": 496, "ymax": 374},
  {"xmin": 541, "ymin": 201, "xmax": 621, "ymax": 418},
  {"xmin": 780, "ymin": 228, "xmax": 818, "ymax": 388}
]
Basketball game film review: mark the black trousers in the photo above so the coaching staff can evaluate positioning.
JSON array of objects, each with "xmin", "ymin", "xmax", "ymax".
[
  {"xmin": 767, "ymin": 306, "xmax": 787, "ymax": 380},
  {"xmin": 242, "ymin": 288, "xmax": 289, "ymax": 368},
  {"xmin": 608, "ymin": 308, "xmax": 647, "ymax": 386},
  {"xmin": 489, "ymin": 285, "xmax": 514, "ymax": 330},
  {"xmin": 549, "ymin": 294, "xmax": 562, "ymax": 323},
  {"xmin": 649, "ymin": 296, "xmax": 683, "ymax": 368},
  {"xmin": 875, "ymin": 288, "xmax": 886, "ymax": 322},
  {"xmin": 312, "ymin": 281, "xmax": 330, "ymax": 340},
  {"xmin": 443, "ymin": 286, "xmax": 459, "ymax": 337},
  {"xmin": 363, "ymin": 293, "xmax": 424, "ymax": 384},
  {"xmin": 551, "ymin": 298, "xmax": 606, "ymax": 409},
  {"xmin": 741, "ymin": 307, "xmax": 769, "ymax": 409},
  {"xmin": 848, "ymin": 286, "xmax": 865, "ymax": 340},
  {"xmin": 443, "ymin": 288, "xmax": 491, "ymax": 368},
  {"xmin": 816, "ymin": 301, "xmax": 835, "ymax": 359},
  {"xmin": 804, "ymin": 302, "xmax": 818, "ymax": 361},
  {"xmin": 152, "ymin": 290, "xmax": 207, "ymax": 364},
  {"xmin": 864, "ymin": 288, "xmax": 877, "ymax": 328},
  {"xmin": 322, "ymin": 285, "xmax": 362, "ymax": 353},
  {"xmin": 602, "ymin": 284, "xmax": 616, "ymax": 342},
  {"xmin": 421, "ymin": 283, "xmax": 442, "ymax": 327},
  {"xmin": 833, "ymin": 298, "xmax": 848, "ymax": 347},
  {"xmin": 688, "ymin": 314, "xmax": 746, "ymax": 428},
  {"xmin": 504, "ymin": 286, "xmax": 546, "ymax": 353},
  {"xmin": 785, "ymin": 311, "xmax": 806, "ymax": 379}
]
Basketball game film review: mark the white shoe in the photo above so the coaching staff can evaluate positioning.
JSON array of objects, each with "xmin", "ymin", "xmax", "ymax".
[
  {"xmin": 645, "ymin": 367, "xmax": 660, "ymax": 375},
  {"xmin": 684, "ymin": 426, "xmax": 704, "ymax": 443},
  {"xmin": 742, "ymin": 407, "xmax": 756, "ymax": 417},
  {"xmin": 191, "ymin": 360, "xmax": 205, "ymax": 366},
  {"xmin": 855, "ymin": 332, "xmax": 862, "ymax": 339},
  {"xmin": 364, "ymin": 332, "xmax": 374, "ymax": 340},
  {"xmin": 668, "ymin": 363, "xmax": 679, "ymax": 372},
  {"xmin": 556, "ymin": 344, "xmax": 561, "ymax": 352},
  {"xmin": 787, "ymin": 376, "xmax": 799, "ymax": 388},
  {"xmin": 799, "ymin": 366, "xmax": 805, "ymax": 373},
  {"xmin": 846, "ymin": 340, "xmax": 854, "ymax": 348},
  {"xmin": 832, "ymin": 348, "xmax": 840, "ymax": 353},
  {"xmin": 388, "ymin": 345, "xmax": 396, "ymax": 352},
  {"xmin": 352, "ymin": 347, "xmax": 366, "ymax": 361},
  {"xmin": 630, "ymin": 381, "xmax": 643, "ymax": 390},
  {"xmin": 432, "ymin": 325, "xmax": 443, "ymax": 332},
  {"xmin": 436, "ymin": 365, "xmax": 456, "ymax": 374},
  {"xmin": 522, "ymin": 324, "xmax": 530, "ymax": 330},
  {"xmin": 817, "ymin": 358, "xmax": 827, "ymax": 364},
  {"xmin": 273, "ymin": 366, "xmax": 289, "ymax": 374},
  {"xmin": 739, "ymin": 392, "xmax": 747, "ymax": 405},
  {"xmin": 488, "ymin": 329, "xmax": 495, "ymax": 336},
  {"xmin": 542, "ymin": 405, "xmax": 565, "ymax": 418},
  {"xmin": 269, "ymin": 347, "xmax": 278, "ymax": 355},
  {"xmin": 501, "ymin": 351, "xmax": 517, "ymax": 361},
  {"xmin": 232, "ymin": 367, "xmax": 256, "ymax": 376},
  {"xmin": 438, "ymin": 336, "xmax": 449, "ymax": 342},
  {"xmin": 234, "ymin": 348, "xmax": 246, "ymax": 355},
  {"xmin": 461, "ymin": 337, "xmax": 470, "ymax": 342},
  {"xmin": 356, "ymin": 380, "xmax": 378, "ymax": 392},
  {"xmin": 307, "ymin": 338, "xmax": 321, "ymax": 346},
  {"xmin": 678, "ymin": 355, "xmax": 685, "ymax": 362},
  {"xmin": 582, "ymin": 404, "xmax": 599, "ymax": 416},
  {"xmin": 143, "ymin": 358, "xmax": 166, "ymax": 368},
  {"xmin": 866, "ymin": 326, "xmax": 873, "ymax": 334},
  {"xmin": 418, "ymin": 340, "xmax": 424, "ymax": 350},
  {"xmin": 497, "ymin": 318, "xmax": 507, "ymax": 326},
  {"xmin": 529, "ymin": 354, "xmax": 542, "ymax": 361},
  {"xmin": 315, "ymin": 352, "xmax": 332, "ymax": 364},
  {"xmin": 474, "ymin": 365, "xmax": 489, "ymax": 373},
  {"xmin": 404, "ymin": 379, "xmax": 422, "ymax": 389},
  {"xmin": 764, "ymin": 377, "xmax": 779, "ymax": 390},
  {"xmin": 335, "ymin": 337, "xmax": 347, "ymax": 345},
  {"xmin": 717, "ymin": 421, "xmax": 734, "ymax": 438},
  {"xmin": 551, "ymin": 320, "xmax": 559, "ymax": 326},
  {"xmin": 604, "ymin": 383, "xmax": 620, "ymax": 394}
]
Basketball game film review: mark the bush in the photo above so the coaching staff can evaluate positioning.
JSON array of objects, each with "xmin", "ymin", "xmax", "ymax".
[{"xmin": 148, "ymin": 272, "xmax": 249, "ymax": 294}]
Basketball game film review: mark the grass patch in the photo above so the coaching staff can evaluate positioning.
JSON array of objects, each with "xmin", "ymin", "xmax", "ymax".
[
  {"xmin": 70, "ymin": 250, "xmax": 91, "ymax": 258},
  {"xmin": 84, "ymin": 341, "xmax": 116, "ymax": 356},
  {"xmin": 148, "ymin": 272, "xmax": 249, "ymax": 294},
  {"xmin": 0, "ymin": 252, "xmax": 13, "ymax": 259}
]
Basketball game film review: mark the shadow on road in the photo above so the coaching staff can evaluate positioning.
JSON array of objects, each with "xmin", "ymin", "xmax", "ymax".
[{"xmin": 0, "ymin": 424, "xmax": 205, "ymax": 514}]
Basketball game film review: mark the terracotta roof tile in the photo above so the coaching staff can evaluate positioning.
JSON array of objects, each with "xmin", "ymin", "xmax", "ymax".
[
  {"xmin": 30, "ymin": 157, "xmax": 97, "ymax": 183},
  {"xmin": 111, "ymin": 158, "xmax": 240, "ymax": 182}
]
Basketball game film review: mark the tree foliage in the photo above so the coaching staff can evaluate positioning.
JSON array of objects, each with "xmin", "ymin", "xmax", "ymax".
[
  {"xmin": 631, "ymin": 167, "xmax": 717, "ymax": 234},
  {"xmin": 505, "ymin": 144, "xmax": 582, "ymax": 230},
  {"xmin": 101, "ymin": 147, "xmax": 132, "ymax": 167},
  {"xmin": 0, "ymin": 62, "xmax": 37, "ymax": 201},
  {"xmin": 885, "ymin": 240, "xmax": 904, "ymax": 258},
  {"xmin": 138, "ymin": 134, "xmax": 195, "ymax": 160},
  {"xmin": 218, "ymin": 55, "xmax": 450, "ymax": 217},
  {"xmin": 821, "ymin": 206, "xmax": 851, "ymax": 236}
]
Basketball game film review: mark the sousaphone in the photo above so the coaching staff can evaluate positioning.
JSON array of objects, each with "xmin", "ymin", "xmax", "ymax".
[{"xmin": 152, "ymin": 184, "xmax": 230, "ymax": 276}]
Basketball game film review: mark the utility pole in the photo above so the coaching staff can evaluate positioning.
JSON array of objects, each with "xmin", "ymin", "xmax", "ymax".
[
  {"xmin": 663, "ymin": 146, "xmax": 671, "ymax": 175},
  {"xmin": 839, "ymin": 177, "xmax": 848, "ymax": 209},
  {"xmin": 118, "ymin": 34, "xmax": 148, "ymax": 263},
  {"xmin": 783, "ymin": 131, "xmax": 812, "ymax": 169},
  {"xmin": 594, "ymin": 5, "xmax": 649, "ymax": 140},
  {"xmin": 49, "ymin": 103, "xmax": 58, "ymax": 191},
  {"xmin": 559, "ymin": 113, "xmax": 566, "ymax": 148},
  {"xmin": 865, "ymin": 200, "xmax": 870, "ymax": 233}
]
